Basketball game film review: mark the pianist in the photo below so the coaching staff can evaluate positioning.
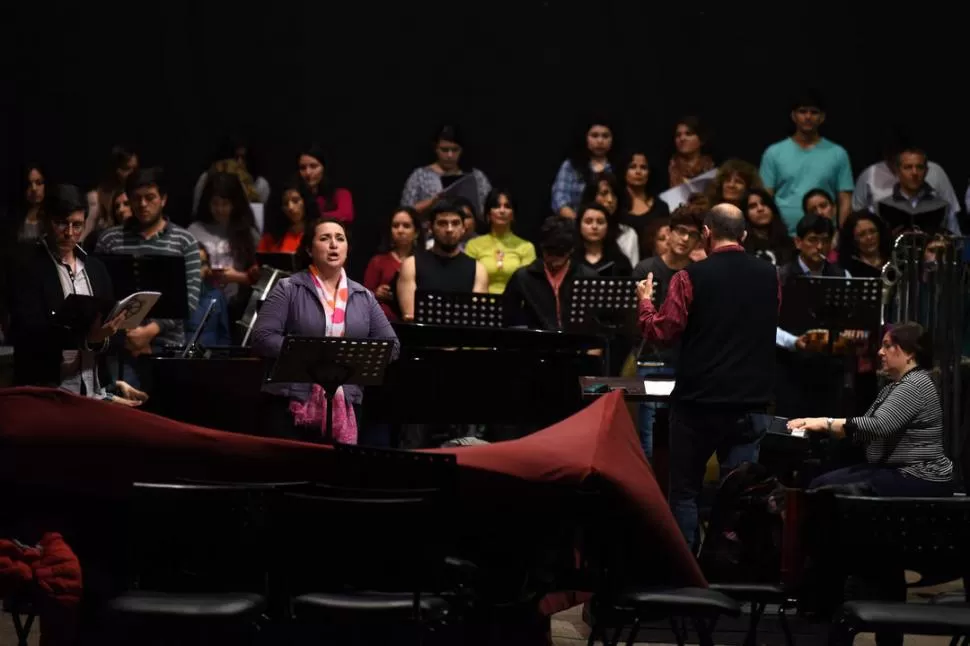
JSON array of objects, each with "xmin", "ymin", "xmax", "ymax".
[
  {"xmin": 251, "ymin": 216, "xmax": 399, "ymax": 444},
  {"xmin": 788, "ymin": 322, "xmax": 953, "ymax": 496}
]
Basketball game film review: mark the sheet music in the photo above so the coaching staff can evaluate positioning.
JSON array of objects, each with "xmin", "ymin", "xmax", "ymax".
[
  {"xmin": 643, "ymin": 380, "xmax": 675, "ymax": 397},
  {"xmin": 658, "ymin": 169, "xmax": 717, "ymax": 211}
]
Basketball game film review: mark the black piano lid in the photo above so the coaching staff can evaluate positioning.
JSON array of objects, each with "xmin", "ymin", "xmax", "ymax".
[{"xmin": 392, "ymin": 322, "xmax": 604, "ymax": 352}]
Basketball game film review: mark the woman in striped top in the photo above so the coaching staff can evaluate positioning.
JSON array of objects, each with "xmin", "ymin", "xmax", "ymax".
[{"xmin": 788, "ymin": 322, "xmax": 953, "ymax": 496}]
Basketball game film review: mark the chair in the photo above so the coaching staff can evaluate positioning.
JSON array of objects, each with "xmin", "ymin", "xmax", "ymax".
[
  {"xmin": 577, "ymin": 483, "xmax": 742, "ymax": 646},
  {"xmin": 3, "ymin": 596, "xmax": 34, "ymax": 646},
  {"xmin": 104, "ymin": 482, "xmax": 278, "ymax": 644},
  {"xmin": 825, "ymin": 495, "xmax": 970, "ymax": 645},
  {"xmin": 278, "ymin": 447, "xmax": 465, "ymax": 644}
]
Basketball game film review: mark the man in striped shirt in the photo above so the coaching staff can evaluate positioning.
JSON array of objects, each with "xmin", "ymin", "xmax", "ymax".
[{"xmin": 95, "ymin": 168, "xmax": 201, "ymax": 371}]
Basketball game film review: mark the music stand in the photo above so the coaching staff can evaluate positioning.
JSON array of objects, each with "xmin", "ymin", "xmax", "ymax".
[
  {"xmin": 256, "ymin": 252, "xmax": 299, "ymax": 272},
  {"xmin": 780, "ymin": 276, "xmax": 882, "ymax": 346},
  {"xmin": 564, "ymin": 276, "xmax": 638, "ymax": 335},
  {"xmin": 414, "ymin": 290, "xmax": 503, "ymax": 328},
  {"xmin": 239, "ymin": 266, "xmax": 289, "ymax": 346},
  {"xmin": 95, "ymin": 254, "xmax": 190, "ymax": 320},
  {"xmin": 268, "ymin": 337, "xmax": 395, "ymax": 444},
  {"xmin": 564, "ymin": 276, "xmax": 638, "ymax": 375}
]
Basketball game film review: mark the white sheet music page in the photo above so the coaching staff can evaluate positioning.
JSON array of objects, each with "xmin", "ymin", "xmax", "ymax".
[{"xmin": 643, "ymin": 380, "xmax": 675, "ymax": 397}]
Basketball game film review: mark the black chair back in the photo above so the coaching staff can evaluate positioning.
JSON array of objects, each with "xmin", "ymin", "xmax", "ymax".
[
  {"xmin": 276, "ymin": 447, "xmax": 458, "ymax": 597},
  {"xmin": 125, "ymin": 482, "xmax": 277, "ymax": 594},
  {"xmin": 830, "ymin": 495, "xmax": 970, "ymax": 579}
]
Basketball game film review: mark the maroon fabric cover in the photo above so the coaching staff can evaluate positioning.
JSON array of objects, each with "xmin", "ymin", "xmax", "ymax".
[{"xmin": 0, "ymin": 387, "xmax": 703, "ymax": 595}]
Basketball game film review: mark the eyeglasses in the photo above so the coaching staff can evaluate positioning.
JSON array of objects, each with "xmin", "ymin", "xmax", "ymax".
[
  {"xmin": 671, "ymin": 226, "xmax": 700, "ymax": 241},
  {"xmin": 52, "ymin": 220, "xmax": 84, "ymax": 232},
  {"xmin": 800, "ymin": 235, "xmax": 831, "ymax": 247}
]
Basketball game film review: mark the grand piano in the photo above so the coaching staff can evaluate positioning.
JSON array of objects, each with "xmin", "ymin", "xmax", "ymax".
[
  {"xmin": 366, "ymin": 322, "xmax": 605, "ymax": 428},
  {"xmin": 141, "ymin": 322, "xmax": 605, "ymax": 437}
]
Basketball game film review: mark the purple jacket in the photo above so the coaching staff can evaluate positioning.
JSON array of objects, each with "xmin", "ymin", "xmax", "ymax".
[{"xmin": 251, "ymin": 270, "xmax": 400, "ymax": 404}]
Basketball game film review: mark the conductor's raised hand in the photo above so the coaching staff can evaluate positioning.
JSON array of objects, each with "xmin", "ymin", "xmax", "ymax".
[{"xmin": 636, "ymin": 273, "xmax": 655, "ymax": 303}]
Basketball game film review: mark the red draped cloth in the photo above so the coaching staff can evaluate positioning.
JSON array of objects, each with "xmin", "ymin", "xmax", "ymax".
[{"xmin": 0, "ymin": 387, "xmax": 703, "ymax": 632}]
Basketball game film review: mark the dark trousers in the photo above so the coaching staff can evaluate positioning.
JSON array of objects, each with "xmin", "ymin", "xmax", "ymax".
[
  {"xmin": 667, "ymin": 405, "xmax": 769, "ymax": 549},
  {"xmin": 809, "ymin": 464, "xmax": 954, "ymax": 497}
]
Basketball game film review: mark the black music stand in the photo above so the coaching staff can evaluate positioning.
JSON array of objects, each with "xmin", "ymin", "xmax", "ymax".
[
  {"xmin": 256, "ymin": 252, "xmax": 299, "ymax": 272},
  {"xmin": 564, "ymin": 276, "xmax": 638, "ymax": 375},
  {"xmin": 414, "ymin": 290, "xmax": 503, "ymax": 328},
  {"xmin": 780, "ymin": 276, "xmax": 882, "ymax": 348},
  {"xmin": 95, "ymin": 254, "xmax": 190, "ymax": 320},
  {"xmin": 268, "ymin": 337, "xmax": 395, "ymax": 444}
]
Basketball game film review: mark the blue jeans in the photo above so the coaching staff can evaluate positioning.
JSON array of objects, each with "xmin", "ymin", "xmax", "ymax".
[
  {"xmin": 637, "ymin": 364, "xmax": 676, "ymax": 461},
  {"xmin": 667, "ymin": 405, "xmax": 769, "ymax": 550}
]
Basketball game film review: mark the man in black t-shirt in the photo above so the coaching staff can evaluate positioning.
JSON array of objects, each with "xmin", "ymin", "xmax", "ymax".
[
  {"xmin": 631, "ymin": 207, "xmax": 702, "ymax": 460},
  {"xmin": 398, "ymin": 202, "xmax": 488, "ymax": 321}
]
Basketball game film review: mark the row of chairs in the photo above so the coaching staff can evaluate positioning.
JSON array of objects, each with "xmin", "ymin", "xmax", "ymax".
[
  {"xmin": 585, "ymin": 491, "xmax": 970, "ymax": 646},
  {"xmin": 87, "ymin": 447, "xmax": 468, "ymax": 644}
]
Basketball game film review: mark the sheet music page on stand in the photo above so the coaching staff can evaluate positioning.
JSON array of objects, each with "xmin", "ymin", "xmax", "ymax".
[{"xmin": 643, "ymin": 380, "xmax": 675, "ymax": 397}]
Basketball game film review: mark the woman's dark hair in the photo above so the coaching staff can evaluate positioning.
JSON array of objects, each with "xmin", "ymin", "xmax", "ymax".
[
  {"xmin": 298, "ymin": 143, "xmax": 338, "ymax": 209},
  {"xmin": 566, "ymin": 115, "xmax": 614, "ymax": 184},
  {"xmin": 107, "ymin": 187, "xmax": 128, "ymax": 227},
  {"xmin": 196, "ymin": 172, "xmax": 257, "ymax": 267},
  {"xmin": 580, "ymin": 171, "xmax": 627, "ymax": 231},
  {"xmin": 743, "ymin": 187, "xmax": 790, "ymax": 246},
  {"xmin": 801, "ymin": 187, "xmax": 834, "ymax": 214},
  {"xmin": 264, "ymin": 175, "xmax": 320, "ymax": 244},
  {"xmin": 674, "ymin": 116, "xmax": 708, "ymax": 146},
  {"xmin": 433, "ymin": 124, "xmax": 463, "ymax": 148},
  {"xmin": 838, "ymin": 210, "xmax": 891, "ymax": 264},
  {"xmin": 482, "ymin": 189, "xmax": 517, "ymax": 233},
  {"xmin": 574, "ymin": 201, "xmax": 620, "ymax": 250},
  {"xmin": 617, "ymin": 148, "xmax": 658, "ymax": 209},
  {"xmin": 298, "ymin": 215, "xmax": 349, "ymax": 270},
  {"xmin": 888, "ymin": 322, "xmax": 933, "ymax": 369},
  {"xmin": 379, "ymin": 206, "xmax": 420, "ymax": 253}
]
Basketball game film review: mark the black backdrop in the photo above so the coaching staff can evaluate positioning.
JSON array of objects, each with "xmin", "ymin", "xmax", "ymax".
[{"xmin": 5, "ymin": 2, "xmax": 966, "ymax": 278}]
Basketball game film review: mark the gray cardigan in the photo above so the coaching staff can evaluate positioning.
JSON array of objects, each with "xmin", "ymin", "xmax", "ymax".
[{"xmin": 251, "ymin": 270, "xmax": 400, "ymax": 404}]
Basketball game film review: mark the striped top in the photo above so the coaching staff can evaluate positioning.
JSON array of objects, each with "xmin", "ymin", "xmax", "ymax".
[
  {"xmin": 848, "ymin": 368, "xmax": 952, "ymax": 482},
  {"xmin": 95, "ymin": 221, "xmax": 202, "ymax": 348}
]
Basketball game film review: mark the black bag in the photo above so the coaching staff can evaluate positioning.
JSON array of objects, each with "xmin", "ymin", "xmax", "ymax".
[{"xmin": 697, "ymin": 461, "xmax": 786, "ymax": 583}]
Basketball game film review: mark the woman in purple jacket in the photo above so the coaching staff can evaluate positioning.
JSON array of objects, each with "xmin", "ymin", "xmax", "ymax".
[{"xmin": 252, "ymin": 216, "xmax": 399, "ymax": 443}]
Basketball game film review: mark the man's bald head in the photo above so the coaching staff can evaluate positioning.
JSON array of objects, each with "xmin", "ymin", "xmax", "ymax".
[{"xmin": 704, "ymin": 202, "xmax": 746, "ymax": 243}]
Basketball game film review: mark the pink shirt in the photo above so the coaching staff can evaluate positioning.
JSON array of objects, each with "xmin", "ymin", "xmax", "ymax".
[{"xmin": 316, "ymin": 188, "xmax": 354, "ymax": 225}]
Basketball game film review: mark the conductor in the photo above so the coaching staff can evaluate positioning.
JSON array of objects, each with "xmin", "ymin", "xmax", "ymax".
[{"xmin": 637, "ymin": 203, "xmax": 780, "ymax": 548}]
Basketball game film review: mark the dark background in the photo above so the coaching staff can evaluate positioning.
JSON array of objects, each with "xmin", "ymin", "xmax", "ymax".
[{"xmin": 4, "ymin": 2, "xmax": 966, "ymax": 277}]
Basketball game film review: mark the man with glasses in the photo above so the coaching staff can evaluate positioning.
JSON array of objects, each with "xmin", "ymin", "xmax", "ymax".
[
  {"xmin": 9, "ymin": 185, "xmax": 125, "ymax": 395},
  {"xmin": 636, "ymin": 203, "xmax": 780, "ymax": 548},
  {"xmin": 774, "ymin": 213, "xmax": 851, "ymax": 418},
  {"xmin": 631, "ymin": 207, "xmax": 702, "ymax": 460}
]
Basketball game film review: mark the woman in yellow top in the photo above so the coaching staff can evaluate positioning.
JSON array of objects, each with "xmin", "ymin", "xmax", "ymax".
[{"xmin": 464, "ymin": 189, "xmax": 536, "ymax": 294}]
